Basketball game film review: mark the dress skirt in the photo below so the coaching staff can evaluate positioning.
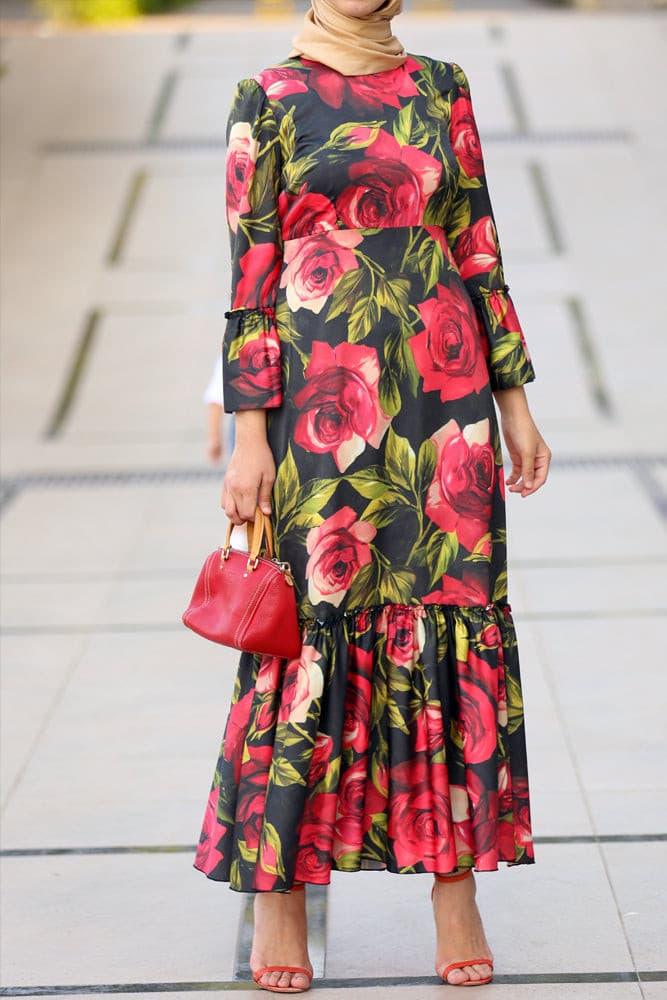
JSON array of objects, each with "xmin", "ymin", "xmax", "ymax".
[{"xmin": 193, "ymin": 53, "xmax": 537, "ymax": 891}]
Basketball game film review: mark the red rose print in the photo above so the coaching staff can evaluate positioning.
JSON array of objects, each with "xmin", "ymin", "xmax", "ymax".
[
  {"xmin": 388, "ymin": 757, "xmax": 454, "ymax": 870},
  {"xmin": 513, "ymin": 776, "xmax": 534, "ymax": 854},
  {"xmin": 294, "ymin": 341, "xmax": 391, "ymax": 472},
  {"xmin": 302, "ymin": 56, "xmax": 423, "ymax": 111},
  {"xmin": 194, "ymin": 785, "xmax": 224, "ymax": 875},
  {"xmin": 424, "ymin": 569, "xmax": 490, "ymax": 607},
  {"xmin": 295, "ymin": 792, "xmax": 337, "ymax": 883},
  {"xmin": 278, "ymin": 645, "xmax": 324, "ymax": 725},
  {"xmin": 457, "ymin": 650, "xmax": 499, "ymax": 765},
  {"xmin": 255, "ymin": 654, "xmax": 283, "ymax": 694},
  {"xmin": 425, "ymin": 418, "xmax": 496, "ymax": 551},
  {"xmin": 452, "ymin": 216, "xmax": 499, "ymax": 280},
  {"xmin": 450, "ymin": 93, "xmax": 484, "ymax": 179},
  {"xmin": 413, "ymin": 702, "xmax": 446, "ymax": 756},
  {"xmin": 467, "ymin": 769, "xmax": 499, "ymax": 867},
  {"xmin": 333, "ymin": 760, "xmax": 367, "ymax": 856},
  {"xmin": 281, "ymin": 230, "xmax": 361, "ymax": 313},
  {"xmin": 450, "ymin": 783, "xmax": 475, "ymax": 861},
  {"xmin": 307, "ymin": 732, "xmax": 334, "ymax": 789},
  {"xmin": 342, "ymin": 667, "xmax": 372, "ymax": 754},
  {"xmin": 378, "ymin": 605, "xmax": 426, "ymax": 668},
  {"xmin": 254, "ymin": 67, "xmax": 308, "ymax": 101},
  {"xmin": 230, "ymin": 328, "xmax": 282, "ymax": 404},
  {"xmin": 410, "ymin": 281, "xmax": 489, "ymax": 401},
  {"xmin": 278, "ymin": 184, "xmax": 338, "ymax": 240},
  {"xmin": 222, "ymin": 688, "xmax": 254, "ymax": 780},
  {"xmin": 305, "ymin": 507, "xmax": 376, "ymax": 607},
  {"xmin": 232, "ymin": 242, "xmax": 281, "ymax": 309},
  {"xmin": 336, "ymin": 130, "xmax": 441, "ymax": 228},
  {"xmin": 226, "ymin": 120, "xmax": 258, "ymax": 234}
]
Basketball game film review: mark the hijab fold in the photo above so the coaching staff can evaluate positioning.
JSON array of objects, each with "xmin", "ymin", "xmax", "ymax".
[{"xmin": 289, "ymin": 0, "xmax": 407, "ymax": 77}]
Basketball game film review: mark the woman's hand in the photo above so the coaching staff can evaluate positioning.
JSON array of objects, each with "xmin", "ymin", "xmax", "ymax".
[
  {"xmin": 221, "ymin": 410, "xmax": 275, "ymax": 524},
  {"xmin": 494, "ymin": 386, "xmax": 552, "ymax": 497}
]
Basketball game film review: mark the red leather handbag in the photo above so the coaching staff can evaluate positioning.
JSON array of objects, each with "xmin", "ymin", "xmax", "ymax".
[{"xmin": 182, "ymin": 509, "xmax": 303, "ymax": 661}]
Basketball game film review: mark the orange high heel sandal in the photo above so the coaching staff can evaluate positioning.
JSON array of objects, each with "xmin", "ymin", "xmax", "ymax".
[
  {"xmin": 252, "ymin": 883, "xmax": 313, "ymax": 995},
  {"xmin": 431, "ymin": 869, "xmax": 494, "ymax": 987}
]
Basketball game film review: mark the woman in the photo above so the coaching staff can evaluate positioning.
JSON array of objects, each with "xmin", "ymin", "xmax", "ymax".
[{"xmin": 194, "ymin": 0, "xmax": 551, "ymax": 992}]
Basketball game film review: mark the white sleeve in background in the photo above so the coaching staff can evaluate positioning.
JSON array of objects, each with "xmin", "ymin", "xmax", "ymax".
[{"xmin": 202, "ymin": 353, "xmax": 224, "ymax": 405}]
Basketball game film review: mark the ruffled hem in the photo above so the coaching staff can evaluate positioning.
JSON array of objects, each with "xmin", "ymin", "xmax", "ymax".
[
  {"xmin": 222, "ymin": 306, "xmax": 283, "ymax": 412},
  {"xmin": 193, "ymin": 599, "xmax": 536, "ymax": 892}
]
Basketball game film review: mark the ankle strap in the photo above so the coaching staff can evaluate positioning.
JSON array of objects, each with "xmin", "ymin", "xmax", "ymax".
[{"xmin": 434, "ymin": 867, "xmax": 473, "ymax": 883}]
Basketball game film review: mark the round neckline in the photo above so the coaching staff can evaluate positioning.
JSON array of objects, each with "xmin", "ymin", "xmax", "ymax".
[{"xmin": 291, "ymin": 52, "xmax": 415, "ymax": 79}]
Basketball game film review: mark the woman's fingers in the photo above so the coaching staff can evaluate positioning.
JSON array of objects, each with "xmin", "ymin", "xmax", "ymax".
[
  {"xmin": 222, "ymin": 484, "xmax": 243, "ymax": 525},
  {"xmin": 258, "ymin": 471, "xmax": 274, "ymax": 516},
  {"xmin": 518, "ymin": 441, "xmax": 552, "ymax": 496}
]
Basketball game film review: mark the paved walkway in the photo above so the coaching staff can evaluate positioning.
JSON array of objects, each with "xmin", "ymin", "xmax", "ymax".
[{"xmin": 1, "ymin": 7, "xmax": 666, "ymax": 998}]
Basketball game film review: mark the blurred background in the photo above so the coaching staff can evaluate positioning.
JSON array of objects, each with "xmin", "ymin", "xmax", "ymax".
[{"xmin": 1, "ymin": 0, "xmax": 666, "ymax": 996}]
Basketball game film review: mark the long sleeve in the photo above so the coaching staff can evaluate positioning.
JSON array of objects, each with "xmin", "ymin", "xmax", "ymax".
[
  {"xmin": 446, "ymin": 63, "xmax": 536, "ymax": 391},
  {"xmin": 222, "ymin": 77, "xmax": 284, "ymax": 412}
]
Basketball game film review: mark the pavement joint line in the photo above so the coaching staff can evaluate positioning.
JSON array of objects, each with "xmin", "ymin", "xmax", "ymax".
[
  {"xmin": 1, "ymin": 971, "xmax": 667, "ymax": 995},
  {"xmin": 3, "ymin": 554, "xmax": 666, "ymax": 584},
  {"xmin": 0, "ymin": 453, "xmax": 665, "ymax": 491},
  {"xmin": 566, "ymin": 296, "xmax": 614, "ymax": 419},
  {"xmin": 2, "ymin": 834, "xmax": 666, "ymax": 858},
  {"xmin": 36, "ymin": 130, "xmax": 633, "ymax": 155},
  {"xmin": 499, "ymin": 60, "xmax": 529, "ymax": 133},
  {"xmin": 2, "ymin": 609, "xmax": 667, "ymax": 636},
  {"xmin": 43, "ymin": 310, "xmax": 101, "ymax": 440},
  {"xmin": 528, "ymin": 159, "xmax": 565, "ymax": 255},
  {"xmin": 106, "ymin": 170, "xmax": 148, "ymax": 266},
  {"xmin": 632, "ymin": 462, "xmax": 667, "ymax": 523},
  {"xmin": 146, "ymin": 69, "xmax": 179, "ymax": 144}
]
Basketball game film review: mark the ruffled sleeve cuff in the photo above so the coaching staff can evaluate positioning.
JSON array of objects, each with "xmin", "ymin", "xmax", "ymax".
[
  {"xmin": 222, "ymin": 307, "xmax": 283, "ymax": 412},
  {"xmin": 469, "ymin": 284, "xmax": 536, "ymax": 391}
]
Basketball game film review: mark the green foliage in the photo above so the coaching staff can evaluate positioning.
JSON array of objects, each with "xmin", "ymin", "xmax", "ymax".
[{"xmin": 35, "ymin": 0, "xmax": 194, "ymax": 23}]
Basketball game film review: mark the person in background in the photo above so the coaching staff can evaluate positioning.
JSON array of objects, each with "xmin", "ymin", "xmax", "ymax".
[{"xmin": 203, "ymin": 353, "xmax": 234, "ymax": 463}]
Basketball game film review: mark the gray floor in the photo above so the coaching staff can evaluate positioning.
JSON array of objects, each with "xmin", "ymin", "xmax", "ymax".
[{"xmin": 1, "ymin": 7, "xmax": 666, "ymax": 998}]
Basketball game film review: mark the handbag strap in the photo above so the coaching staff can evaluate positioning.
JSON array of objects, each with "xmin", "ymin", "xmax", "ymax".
[{"xmin": 223, "ymin": 508, "xmax": 274, "ymax": 561}]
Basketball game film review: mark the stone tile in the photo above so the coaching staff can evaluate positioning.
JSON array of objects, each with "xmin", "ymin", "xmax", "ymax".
[
  {"xmin": 0, "ymin": 634, "xmax": 87, "ymax": 808},
  {"xmin": 1, "ymin": 631, "xmax": 236, "ymax": 848},
  {"xmin": 326, "ymin": 844, "xmax": 632, "ymax": 977},
  {"xmin": 602, "ymin": 841, "xmax": 667, "ymax": 972},
  {"xmin": 508, "ymin": 469, "xmax": 667, "ymax": 564},
  {"xmin": 119, "ymin": 171, "xmax": 224, "ymax": 270},
  {"xmin": 587, "ymin": 791, "xmax": 667, "ymax": 837},
  {"xmin": 533, "ymin": 619, "xmax": 667, "ymax": 798},
  {"xmin": 0, "ymin": 853, "xmax": 243, "ymax": 986},
  {"xmin": 511, "ymin": 565, "xmax": 666, "ymax": 618}
]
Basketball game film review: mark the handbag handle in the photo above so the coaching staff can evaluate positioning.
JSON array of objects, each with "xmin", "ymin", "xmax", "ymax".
[{"xmin": 223, "ymin": 508, "xmax": 274, "ymax": 563}]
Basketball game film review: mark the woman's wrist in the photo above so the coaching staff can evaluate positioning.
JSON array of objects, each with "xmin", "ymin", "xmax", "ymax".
[
  {"xmin": 493, "ymin": 385, "xmax": 530, "ymax": 417},
  {"xmin": 234, "ymin": 408, "xmax": 268, "ymax": 445}
]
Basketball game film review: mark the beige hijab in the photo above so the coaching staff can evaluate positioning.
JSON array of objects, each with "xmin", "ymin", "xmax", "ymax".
[{"xmin": 289, "ymin": 0, "xmax": 407, "ymax": 77}]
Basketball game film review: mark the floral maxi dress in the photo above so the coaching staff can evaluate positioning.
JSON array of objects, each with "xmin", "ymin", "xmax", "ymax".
[{"xmin": 194, "ymin": 53, "xmax": 537, "ymax": 891}]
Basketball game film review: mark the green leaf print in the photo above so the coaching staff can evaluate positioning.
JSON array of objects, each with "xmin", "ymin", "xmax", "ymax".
[
  {"xmin": 425, "ymin": 529, "xmax": 459, "ymax": 587},
  {"xmin": 326, "ymin": 268, "xmax": 367, "ymax": 322},
  {"xmin": 327, "ymin": 119, "xmax": 385, "ymax": 150},
  {"xmin": 416, "ymin": 439, "xmax": 437, "ymax": 498},
  {"xmin": 376, "ymin": 274, "xmax": 411, "ymax": 321},
  {"xmin": 259, "ymin": 821, "xmax": 286, "ymax": 879},
  {"xmin": 378, "ymin": 366, "xmax": 401, "ymax": 417},
  {"xmin": 492, "ymin": 568, "xmax": 508, "ymax": 601},
  {"xmin": 446, "ymin": 191, "xmax": 472, "ymax": 242},
  {"xmin": 392, "ymin": 99, "xmax": 414, "ymax": 145},
  {"xmin": 417, "ymin": 232, "xmax": 445, "ymax": 293},
  {"xmin": 379, "ymin": 567, "xmax": 416, "ymax": 603},
  {"xmin": 346, "ymin": 466, "xmax": 392, "ymax": 499},
  {"xmin": 348, "ymin": 294, "xmax": 381, "ymax": 343},
  {"xmin": 278, "ymin": 106, "xmax": 296, "ymax": 162},
  {"xmin": 505, "ymin": 671, "xmax": 524, "ymax": 735},
  {"xmin": 270, "ymin": 756, "xmax": 306, "ymax": 787},
  {"xmin": 274, "ymin": 446, "xmax": 300, "ymax": 521},
  {"xmin": 384, "ymin": 428, "xmax": 417, "ymax": 492}
]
